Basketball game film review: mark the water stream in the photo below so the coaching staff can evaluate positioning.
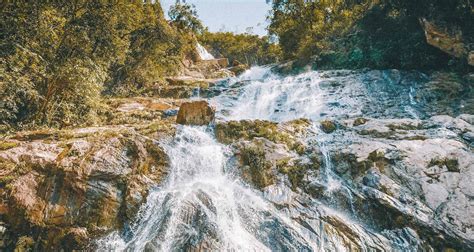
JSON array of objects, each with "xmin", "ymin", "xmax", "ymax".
[
  {"xmin": 196, "ymin": 42, "xmax": 215, "ymax": 61},
  {"xmin": 99, "ymin": 67, "xmax": 430, "ymax": 251}
]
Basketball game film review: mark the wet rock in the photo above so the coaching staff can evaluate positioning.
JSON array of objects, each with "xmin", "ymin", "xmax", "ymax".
[
  {"xmin": 228, "ymin": 64, "xmax": 249, "ymax": 76},
  {"xmin": 237, "ymin": 138, "xmax": 280, "ymax": 188},
  {"xmin": 217, "ymin": 119, "xmax": 318, "ymax": 190},
  {"xmin": 163, "ymin": 109, "xmax": 178, "ymax": 117},
  {"xmin": 321, "ymin": 116, "xmax": 474, "ymax": 249},
  {"xmin": 462, "ymin": 131, "xmax": 474, "ymax": 144},
  {"xmin": 176, "ymin": 100, "xmax": 215, "ymax": 125},
  {"xmin": 215, "ymin": 119, "xmax": 310, "ymax": 153},
  {"xmin": 320, "ymin": 120, "xmax": 336, "ymax": 133},
  {"xmin": 353, "ymin": 117, "xmax": 369, "ymax": 126}
]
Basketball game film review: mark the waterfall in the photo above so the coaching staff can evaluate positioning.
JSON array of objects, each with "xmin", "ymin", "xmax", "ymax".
[
  {"xmin": 196, "ymin": 42, "xmax": 215, "ymax": 60},
  {"xmin": 99, "ymin": 126, "xmax": 321, "ymax": 251},
  {"xmin": 98, "ymin": 67, "xmax": 433, "ymax": 251}
]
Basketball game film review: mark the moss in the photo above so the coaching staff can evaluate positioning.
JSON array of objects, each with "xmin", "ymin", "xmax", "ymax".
[
  {"xmin": 0, "ymin": 141, "xmax": 19, "ymax": 150},
  {"xmin": 358, "ymin": 129, "xmax": 395, "ymax": 139},
  {"xmin": 387, "ymin": 123, "xmax": 421, "ymax": 131},
  {"xmin": 240, "ymin": 144, "xmax": 274, "ymax": 189},
  {"xmin": 215, "ymin": 120, "xmax": 305, "ymax": 152},
  {"xmin": 404, "ymin": 135, "xmax": 427, "ymax": 141},
  {"xmin": 277, "ymin": 160, "xmax": 308, "ymax": 190},
  {"xmin": 429, "ymin": 157, "xmax": 460, "ymax": 172},
  {"xmin": 135, "ymin": 119, "xmax": 176, "ymax": 138},
  {"xmin": 353, "ymin": 118, "xmax": 368, "ymax": 126},
  {"xmin": 15, "ymin": 236, "xmax": 35, "ymax": 251},
  {"xmin": 320, "ymin": 120, "xmax": 336, "ymax": 133}
]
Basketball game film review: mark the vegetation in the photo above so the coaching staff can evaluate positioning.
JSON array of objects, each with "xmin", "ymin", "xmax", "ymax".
[
  {"xmin": 0, "ymin": 1, "xmax": 193, "ymax": 131},
  {"xmin": 268, "ymin": 0, "xmax": 473, "ymax": 70},
  {"xmin": 168, "ymin": 2, "xmax": 204, "ymax": 34},
  {"xmin": 199, "ymin": 31, "xmax": 282, "ymax": 66}
]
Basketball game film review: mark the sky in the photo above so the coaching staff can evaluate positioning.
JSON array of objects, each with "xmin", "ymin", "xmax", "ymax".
[{"xmin": 160, "ymin": 0, "xmax": 272, "ymax": 36}]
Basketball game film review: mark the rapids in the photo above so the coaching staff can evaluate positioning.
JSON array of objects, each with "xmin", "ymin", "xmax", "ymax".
[{"xmin": 98, "ymin": 67, "xmax": 460, "ymax": 251}]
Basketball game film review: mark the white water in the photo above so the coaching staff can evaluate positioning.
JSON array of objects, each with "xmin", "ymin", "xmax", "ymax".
[
  {"xmin": 100, "ymin": 126, "xmax": 321, "ymax": 251},
  {"xmin": 99, "ymin": 67, "xmax": 426, "ymax": 251},
  {"xmin": 196, "ymin": 42, "xmax": 215, "ymax": 60}
]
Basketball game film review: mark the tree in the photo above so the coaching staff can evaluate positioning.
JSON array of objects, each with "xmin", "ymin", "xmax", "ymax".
[
  {"xmin": 168, "ymin": 3, "xmax": 204, "ymax": 34},
  {"xmin": 0, "ymin": 0, "xmax": 188, "ymax": 130}
]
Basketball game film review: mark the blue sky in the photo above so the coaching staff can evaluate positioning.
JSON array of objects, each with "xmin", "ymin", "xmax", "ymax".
[{"xmin": 160, "ymin": 0, "xmax": 272, "ymax": 36}]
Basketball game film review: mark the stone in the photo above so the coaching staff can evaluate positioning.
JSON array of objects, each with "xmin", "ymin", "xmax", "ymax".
[
  {"xmin": 176, "ymin": 101, "xmax": 215, "ymax": 125},
  {"xmin": 228, "ymin": 64, "xmax": 249, "ymax": 76},
  {"xmin": 420, "ymin": 18, "xmax": 467, "ymax": 59},
  {"xmin": 320, "ymin": 120, "xmax": 337, "ymax": 133},
  {"xmin": 0, "ymin": 128, "xmax": 169, "ymax": 250},
  {"xmin": 353, "ymin": 118, "xmax": 369, "ymax": 126},
  {"xmin": 216, "ymin": 58, "xmax": 229, "ymax": 68}
]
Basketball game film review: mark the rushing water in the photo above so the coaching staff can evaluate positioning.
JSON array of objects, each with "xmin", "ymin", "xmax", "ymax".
[
  {"xmin": 99, "ymin": 67, "xmax": 430, "ymax": 251},
  {"xmin": 196, "ymin": 42, "xmax": 215, "ymax": 60}
]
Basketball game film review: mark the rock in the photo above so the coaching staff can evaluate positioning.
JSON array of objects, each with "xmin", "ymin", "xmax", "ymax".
[
  {"xmin": 228, "ymin": 64, "xmax": 249, "ymax": 76},
  {"xmin": 237, "ymin": 138, "xmax": 279, "ymax": 188},
  {"xmin": 14, "ymin": 236, "xmax": 34, "ymax": 251},
  {"xmin": 458, "ymin": 114, "xmax": 474, "ymax": 125},
  {"xmin": 353, "ymin": 118, "xmax": 369, "ymax": 126},
  {"xmin": 0, "ymin": 128, "xmax": 170, "ymax": 250},
  {"xmin": 420, "ymin": 18, "xmax": 467, "ymax": 59},
  {"xmin": 322, "ymin": 116, "xmax": 474, "ymax": 248},
  {"xmin": 216, "ymin": 58, "xmax": 229, "ymax": 68},
  {"xmin": 215, "ymin": 119, "xmax": 309, "ymax": 153},
  {"xmin": 176, "ymin": 100, "xmax": 215, "ymax": 125},
  {"xmin": 61, "ymin": 228, "xmax": 89, "ymax": 250},
  {"xmin": 231, "ymin": 59, "xmax": 242, "ymax": 66},
  {"xmin": 320, "ymin": 120, "xmax": 336, "ymax": 133},
  {"xmin": 462, "ymin": 131, "xmax": 474, "ymax": 144},
  {"xmin": 216, "ymin": 119, "xmax": 318, "ymax": 190}
]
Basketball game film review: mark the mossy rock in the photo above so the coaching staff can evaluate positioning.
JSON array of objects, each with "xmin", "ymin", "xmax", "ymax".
[
  {"xmin": 320, "ymin": 120, "xmax": 337, "ymax": 133},
  {"xmin": 0, "ymin": 141, "xmax": 18, "ymax": 151},
  {"xmin": 353, "ymin": 118, "xmax": 369, "ymax": 126},
  {"xmin": 239, "ymin": 144, "xmax": 275, "ymax": 189},
  {"xmin": 428, "ymin": 157, "xmax": 460, "ymax": 172},
  {"xmin": 215, "ymin": 119, "xmax": 307, "ymax": 152}
]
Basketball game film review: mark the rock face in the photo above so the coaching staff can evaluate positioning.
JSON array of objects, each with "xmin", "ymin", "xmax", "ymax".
[
  {"xmin": 215, "ymin": 119, "xmax": 319, "ymax": 190},
  {"xmin": 176, "ymin": 101, "xmax": 215, "ymax": 125},
  {"xmin": 420, "ymin": 18, "xmax": 472, "ymax": 66},
  {"xmin": 0, "ymin": 127, "xmax": 170, "ymax": 251},
  {"xmin": 215, "ymin": 114, "xmax": 474, "ymax": 250}
]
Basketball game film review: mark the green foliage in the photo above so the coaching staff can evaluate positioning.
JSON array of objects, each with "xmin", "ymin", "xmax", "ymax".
[
  {"xmin": 0, "ymin": 1, "xmax": 187, "ymax": 130},
  {"xmin": 199, "ymin": 31, "xmax": 282, "ymax": 65},
  {"xmin": 268, "ymin": 0, "xmax": 373, "ymax": 63},
  {"xmin": 168, "ymin": 3, "xmax": 204, "ymax": 34},
  {"xmin": 268, "ymin": 0, "xmax": 472, "ymax": 70}
]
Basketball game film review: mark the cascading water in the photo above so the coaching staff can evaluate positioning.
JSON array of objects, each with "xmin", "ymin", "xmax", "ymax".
[
  {"xmin": 196, "ymin": 42, "xmax": 215, "ymax": 60},
  {"xmin": 99, "ymin": 67, "xmax": 433, "ymax": 251},
  {"xmin": 99, "ymin": 126, "xmax": 324, "ymax": 251}
]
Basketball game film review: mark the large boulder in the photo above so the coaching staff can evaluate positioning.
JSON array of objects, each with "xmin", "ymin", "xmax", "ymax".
[
  {"xmin": 176, "ymin": 101, "xmax": 215, "ymax": 125},
  {"xmin": 420, "ymin": 18, "xmax": 472, "ymax": 66}
]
